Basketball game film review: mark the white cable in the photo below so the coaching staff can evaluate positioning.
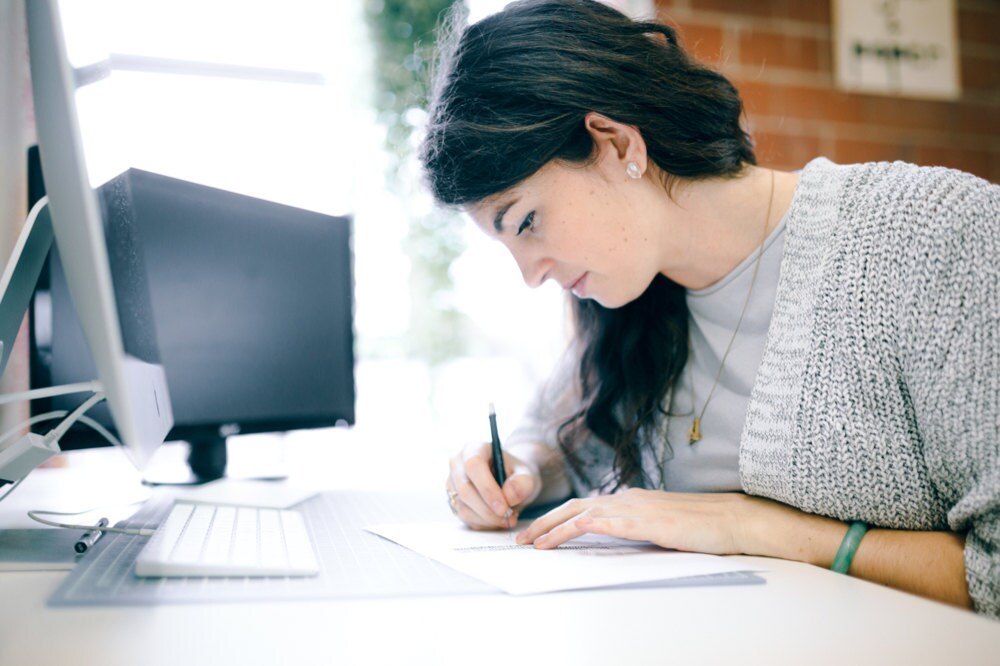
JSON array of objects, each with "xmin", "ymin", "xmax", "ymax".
[
  {"xmin": 22, "ymin": 393, "xmax": 154, "ymax": 534},
  {"xmin": 26, "ymin": 510, "xmax": 154, "ymax": 536},
  {"xmin": 75, "ymin": 414, "xmax": 123, "ymax": 449},
  {"xmin": 43, "ymin": 391, "xmax": 105, "ymax": 446},
  {"xmin": 0, "ymin": 381, "xmax": 102, "ymax": 405},
  {"xmin": 0, "ymin": 406, "xmax": 126, "ymax": 506},
  {"xmin": 2, "ymin": 410, "xmax": 124, "ymax": 450}
]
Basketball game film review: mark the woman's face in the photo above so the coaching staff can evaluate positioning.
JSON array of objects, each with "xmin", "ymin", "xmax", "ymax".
[{"xmin": 467, "ymin": 159, "xmax": 665, "ymax": 309}]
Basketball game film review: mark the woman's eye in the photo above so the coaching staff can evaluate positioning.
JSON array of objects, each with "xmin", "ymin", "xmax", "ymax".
[{"xmin": 516, "ymin": 211, "xmax": 535, "ymax": 236}]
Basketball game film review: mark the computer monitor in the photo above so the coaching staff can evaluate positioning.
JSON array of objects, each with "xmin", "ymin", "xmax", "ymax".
[
  {"xmin": 29, "ymin": 168, "xmax": 356, "ymax": 482},
  {"xmin": 2, "ymin": 0, "xmax": 174, "ymax": 473}
]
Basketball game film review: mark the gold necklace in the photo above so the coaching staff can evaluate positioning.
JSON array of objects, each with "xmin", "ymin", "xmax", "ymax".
[{"xmin": 687, "ymin": 170, "xmax": 774, "ymax": 445}]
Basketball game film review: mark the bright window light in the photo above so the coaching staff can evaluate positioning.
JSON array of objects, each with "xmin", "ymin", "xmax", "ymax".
[{"xmin": 59, "ymin": 0, "xmax": 571, "ymax": 471}]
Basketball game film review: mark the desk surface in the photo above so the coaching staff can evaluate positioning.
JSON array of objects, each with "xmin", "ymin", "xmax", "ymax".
[{"xmin": 1, "ymin": 431, "xmax": 998, "ymax": 666}]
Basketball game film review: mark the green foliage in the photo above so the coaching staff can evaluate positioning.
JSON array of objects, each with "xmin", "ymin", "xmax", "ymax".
[
  {"xmin": 364, "ymin": 0, "xmax": 469, "ymax": 365},
  {"xmin": 364, "ymin": 0, "xmax": 453, "ymax": 155}
]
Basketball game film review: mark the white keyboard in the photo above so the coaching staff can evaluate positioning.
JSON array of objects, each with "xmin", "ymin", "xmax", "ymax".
[{"xmin": 134, "ymin": 502, "xmax": 320, "ymax": 578}]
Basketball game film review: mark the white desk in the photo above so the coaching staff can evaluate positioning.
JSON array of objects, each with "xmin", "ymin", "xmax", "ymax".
[{"xmin": 1, "ymin": 432, "xmax": 998, "ymax": 666}]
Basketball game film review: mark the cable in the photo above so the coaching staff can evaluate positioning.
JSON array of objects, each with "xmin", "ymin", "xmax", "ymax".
[
  {"xmin": 26, "ymin": 509, "xmax": 154, "ymax": 536},
  {"xmin": 0, "ymin": 381, "xmax": 102, "ymax": 405},
  {"xmin": 0, "ymin": 405, "xmax": 124, "ymax": 506},
  {"xmin": 1, "ymin": 391, "xmax": 152, "ymax": 537},
  {"xmin": 4, "ymin": 410, "xmax": 124, "ymax": 450},
  {"xmin": 43, "ymin": 391, "xmax": 105, "ymax": 446}
]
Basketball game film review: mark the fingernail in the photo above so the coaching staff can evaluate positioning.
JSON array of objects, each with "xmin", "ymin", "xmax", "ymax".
[
  {"xmin": 516, "ymin": 531, "xmax": 530, "ymax": 545},
  {"xmin": 491, "ymin": 501, "xmax": 507, "ymax": 516}
]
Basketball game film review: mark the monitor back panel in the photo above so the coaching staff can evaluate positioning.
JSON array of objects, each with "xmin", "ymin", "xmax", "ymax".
[{"xmin": 33, "ymin": 169, "xmax": 355, "ymax": 446}]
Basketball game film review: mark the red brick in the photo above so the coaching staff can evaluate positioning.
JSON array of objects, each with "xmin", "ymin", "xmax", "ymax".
[
  {"xmin": 915, "ymin": 145, "xmax": 993, "ymax": 180},
  {"xmin": 856, "ymin": 95, "xmax": 959, "ymax": 133},
  {"xmin": 752, "ymin": 130, "xmax": 823, "ymax": 170},
  {"xmin": 833, "ymin": 138, "xmax": 917, "ymax": 165},
  {"xmin": 652, "ymin": 0, "xmax": 998, "ymax": 184},
  {"xmin": 734, "ymin": 79, "xmax": 776, "ymax": 116},
  {"xmin": 960, "ymin": 54, "xmax": 1000, "ymax": 93},
  {"xmin": 958, "ymin": 7, "xmax": 1000, "ymax": 49},
  {"xmin": 687, "ymin": 0, "xmax": 830, "ymax": 24},
  {"xmin": 676, "ymin": 22, "xmax": 726, "ymax": 64},
  {"xmin": 738, "ymin": 28, "xmax": 830, "ymax": 74},
  {"xmin": 777, "ymin": 84, "xmax": 864, "ymax": 124},
  {"xmin": 955, "ymin": 101, "xmax": 1000, "ymax": 135}
]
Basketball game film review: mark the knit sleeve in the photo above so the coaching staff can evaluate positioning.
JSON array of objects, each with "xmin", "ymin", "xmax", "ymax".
[{"xmin": 896, "ymin": 168, "xmax": 1000, "ymax": 617}]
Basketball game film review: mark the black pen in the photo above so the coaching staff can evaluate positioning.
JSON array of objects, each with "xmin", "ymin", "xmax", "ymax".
[
  {"xmin": 74, "ymin": 517, "xmax": 109, "ymax": 554},
  {"xmin": 489, "ymin": 403, "xmax": 513, "ymax": 526},
  {"xmin": 489, "ymin": 402, "xmax": 507, "ymax": 486}
]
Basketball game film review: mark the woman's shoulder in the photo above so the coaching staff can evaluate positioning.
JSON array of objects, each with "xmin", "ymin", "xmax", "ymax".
[
  {"xmin": 798, "ymin": 157, "xmax": 998, "ymax": 207},
  {"xmin": 790, "ymin": 158, "xmax": 999, "ymax": 243}
]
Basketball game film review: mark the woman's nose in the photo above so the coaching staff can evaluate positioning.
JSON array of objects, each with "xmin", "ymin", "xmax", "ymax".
[{"xmin": 512, "ymin": 249, "xmax": 549, "ymax": 289}]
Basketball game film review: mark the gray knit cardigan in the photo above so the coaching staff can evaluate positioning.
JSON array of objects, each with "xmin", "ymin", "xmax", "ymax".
[
  {"xmin": 741, "ymin": 158, "xmax": 999, "ymax": 617},
  {"xmin": 507, "ymin": 158, "xmax": 1000, "ymax": 617}
]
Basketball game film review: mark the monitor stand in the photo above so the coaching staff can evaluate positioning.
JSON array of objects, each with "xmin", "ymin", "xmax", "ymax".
[
  {"xmin": 142, "ymin": 435, "xmax": 289, "ymax": 486},
  {"xmin": 186, "ymin": 435, "xmax": 227, "ymax": 482}
]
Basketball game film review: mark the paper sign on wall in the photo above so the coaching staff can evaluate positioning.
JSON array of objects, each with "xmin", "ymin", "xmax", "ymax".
[{"xmin": 832, "ymin": 0, "xmax": 961, "ymax": 100}]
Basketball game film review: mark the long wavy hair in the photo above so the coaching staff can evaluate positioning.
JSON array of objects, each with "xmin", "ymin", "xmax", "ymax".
[{"xmin": 420, "ymin": 0, "xmax": 756, "ymax": 491}]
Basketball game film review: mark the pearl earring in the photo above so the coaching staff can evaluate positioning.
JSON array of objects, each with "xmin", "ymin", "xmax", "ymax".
[{"xmin": 626, "ymin": 161, "xmax": 642, "ymax": 179}]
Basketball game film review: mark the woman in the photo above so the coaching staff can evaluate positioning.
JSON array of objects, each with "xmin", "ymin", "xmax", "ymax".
[{"xmin": 422, "ymin": 0, "xmax": 999, "ymax": 616}]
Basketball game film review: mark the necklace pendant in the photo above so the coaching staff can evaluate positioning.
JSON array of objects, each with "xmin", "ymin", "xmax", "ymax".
[{"xmin": 688, "ymin": 417, "xmax": 702, "ymax": 445}]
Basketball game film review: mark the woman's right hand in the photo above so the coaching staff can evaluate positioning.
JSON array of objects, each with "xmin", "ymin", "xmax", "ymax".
[{"xmin": 446, "ymin": 441, "xmax": 541, "ymax": 530}]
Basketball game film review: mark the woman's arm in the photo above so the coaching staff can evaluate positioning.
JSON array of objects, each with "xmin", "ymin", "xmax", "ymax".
[
  {"xmin": 740, "ymin": 496, "xmax": 972, "ymax": 609},
  {"xmin": 516, "ymin": 490, "xmax": 973, "ymax": 609},
  {"xmin": 448, "ymin": 345, "xmax": 579, "ymax": 529}
]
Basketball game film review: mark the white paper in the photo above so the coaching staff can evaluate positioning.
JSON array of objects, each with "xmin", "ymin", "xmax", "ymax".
[{"xmin": 366, "ymin": 521, "xmax": 759, "ymax": 595}]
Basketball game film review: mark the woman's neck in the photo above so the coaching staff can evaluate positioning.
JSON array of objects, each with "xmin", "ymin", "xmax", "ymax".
[{"xmin": 656, "ymin": 167, "xmax": 798, "ymax": 290}]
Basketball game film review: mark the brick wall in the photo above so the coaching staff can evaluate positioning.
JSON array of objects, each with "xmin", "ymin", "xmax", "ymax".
[{"xmin": 655, "ymin": 0, "xmax": 999, "ymax": 182}]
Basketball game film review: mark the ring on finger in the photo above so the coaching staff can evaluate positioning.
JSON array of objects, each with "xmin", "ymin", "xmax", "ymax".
[{"xmin": 446, "ymin": 488, "xmax": 459, "ymax": 514}]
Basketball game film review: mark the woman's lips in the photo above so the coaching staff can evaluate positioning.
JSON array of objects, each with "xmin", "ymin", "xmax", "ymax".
[{"xmin": 567, "ymin": 273, "xmax": 587, "ymax": 298}]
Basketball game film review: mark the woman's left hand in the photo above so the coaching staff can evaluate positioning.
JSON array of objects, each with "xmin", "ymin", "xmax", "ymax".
[
  {"xmin": 516, "ymin": 488, "xmax": 781, "ymax": 554},
  {"xmin": 516, "ymin": 488, "xmax": 975, "ymax": 612}
]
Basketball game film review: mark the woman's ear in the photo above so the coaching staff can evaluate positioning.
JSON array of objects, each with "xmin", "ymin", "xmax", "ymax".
[{"xmin": 583, "ymin": 111, "xmax": 648, "ymax": 178}]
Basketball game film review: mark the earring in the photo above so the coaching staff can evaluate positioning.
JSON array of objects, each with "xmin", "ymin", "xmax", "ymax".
[{"xmin": 626, "ymin": 161, "xmax": 642, "ymax": 180}]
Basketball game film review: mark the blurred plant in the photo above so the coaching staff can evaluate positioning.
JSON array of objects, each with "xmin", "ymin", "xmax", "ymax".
[{"xmin": 364, "ymin": 0, "xmax": 469, "ymax": 365}]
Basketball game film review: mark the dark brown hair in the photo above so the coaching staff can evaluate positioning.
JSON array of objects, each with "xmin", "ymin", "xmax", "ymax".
[{"xmin": 420, "ymin": 0, "xmax": 756, "ymax": 490}]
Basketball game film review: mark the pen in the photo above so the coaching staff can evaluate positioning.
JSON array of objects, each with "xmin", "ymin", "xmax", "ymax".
[
  {"xmin": 490, "ymin": 403, "xmax": 514, "ymax": 527},
  {"xmin": 74, "ymin": 517, "xmax": 109, "ymax": 554},
  {"xmin": 489, "ymin": 402, "xmax": 507, "ymax": 486}
]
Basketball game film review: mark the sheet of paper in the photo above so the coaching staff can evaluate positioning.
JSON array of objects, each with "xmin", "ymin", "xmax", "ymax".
[{"xmin": 366, "ymin": 521, "xmax": 760, "ymax": 595}]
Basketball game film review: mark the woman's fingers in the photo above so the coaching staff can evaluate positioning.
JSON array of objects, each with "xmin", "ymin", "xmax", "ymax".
[
  {"xmin": 448, "ymin": 442, "xmax": 539, "ymax": 529},
  {"xmin": 503, "ymin": 457, "xmax": 540, "ymax": 509},
  {"xmin": 517, "ymin": 489, "xmax": 751, "ymax": 553},
  {"xmin": 516, "ymin": 497, "xmax": 590, "ymax": 545},
  {"xmin": 455, "ymin": 474, "xmax": 505, "ymax": 527},
  {"xmin": 462, "ymin": 444, "xmax": 511, "ymax": 519},
  {"xmin": 514, "ymin": 489, "xmax": 668, "ymax": 548},
  {"xmin": 449, "ymin": 460, "xmax": 504, "ymax": 528}
]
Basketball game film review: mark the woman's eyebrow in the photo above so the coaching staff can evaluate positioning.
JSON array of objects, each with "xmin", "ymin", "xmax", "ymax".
[{"xmin": 493, "ymin": 198, "xmax": 519, "ymax": 233}]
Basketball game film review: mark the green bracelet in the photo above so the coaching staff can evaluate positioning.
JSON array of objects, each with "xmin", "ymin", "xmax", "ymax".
[{"xmin": 831, "ymin": 521, "xmax": 869, "ymax": 574}]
